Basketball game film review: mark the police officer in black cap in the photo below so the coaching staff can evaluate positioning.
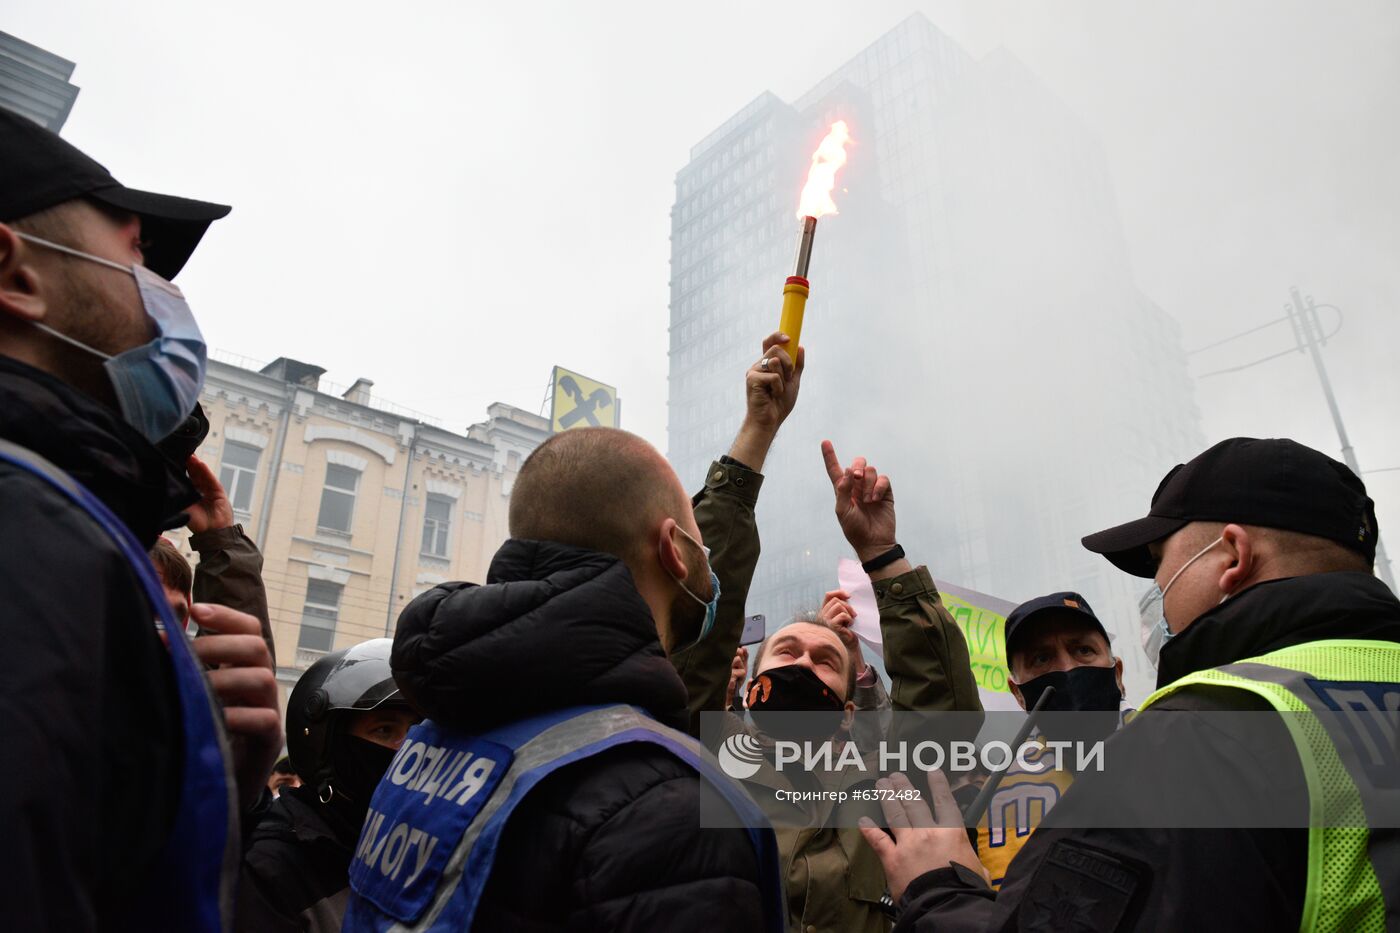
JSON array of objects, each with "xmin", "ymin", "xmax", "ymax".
[
  {"xmin": 858, "ymin": 437, "xmax": 1400, "ymax": 932},
  {"xmin": 238, "ymin": 639, "xmax": 420, "ymax": 933},
  {"xmin": 0, "ymin": 108, "xmax": 280, "ymax": 931}
]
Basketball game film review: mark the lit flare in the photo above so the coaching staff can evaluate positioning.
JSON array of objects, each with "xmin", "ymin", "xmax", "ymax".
[{"xmin": 796, "ymin": 120, "xmax": 851, "ymax": 219}]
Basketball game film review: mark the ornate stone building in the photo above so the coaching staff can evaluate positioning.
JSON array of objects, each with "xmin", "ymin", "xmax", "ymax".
[{"xmin": 182, "ymin": 354, "xmax": 550, "ymax": 702}]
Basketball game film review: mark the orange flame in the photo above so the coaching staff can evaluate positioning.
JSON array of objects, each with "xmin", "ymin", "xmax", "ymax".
[{"xmin": 796, "ymin": 120, "xmax": 851, "ymax": 219}]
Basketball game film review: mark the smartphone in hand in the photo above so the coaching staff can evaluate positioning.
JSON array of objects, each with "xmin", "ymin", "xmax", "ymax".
[{"xmin": 740, "ymin": 614, "xmax": 766, "ymax": 645}]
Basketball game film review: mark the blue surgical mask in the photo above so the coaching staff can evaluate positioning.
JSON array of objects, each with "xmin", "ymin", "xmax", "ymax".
[
  {"xmin": 672, "ymin": 525, "xmax": 722, "ymax": 642},
  {"xmin": 1138, "ymin": 588, "xmax": 1173, "ymax": 669},
  {"xmin": 18, "ymin": 232, "xmax": 207, "ymax": 443},
  {"xmin": 1139, "ymin": 535, "xmax": 1224, "ymax": 668}
]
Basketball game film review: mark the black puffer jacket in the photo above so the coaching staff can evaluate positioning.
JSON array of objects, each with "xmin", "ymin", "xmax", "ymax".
[
  {"xmin": 390, "ymin": 538, "xmax": 766, "ymax": 932},
  {"xmin": 0, "ymin": 355, "xmax": 196, "ymax": 930}
]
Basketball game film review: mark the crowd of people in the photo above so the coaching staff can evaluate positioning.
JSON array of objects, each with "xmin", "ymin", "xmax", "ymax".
[{"xmin": 3, "ymin": 105, "xmax": 1398, "ymax": 933}]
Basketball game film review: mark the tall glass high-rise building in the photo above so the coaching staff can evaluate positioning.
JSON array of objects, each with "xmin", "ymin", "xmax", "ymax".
[
  {"xmin": 0, "ymin": 32, "xmax": 79, "ymax": 132},
  {"xmin": 668, "ymin": 14, "xmax": 1202, "ymax": 700}
]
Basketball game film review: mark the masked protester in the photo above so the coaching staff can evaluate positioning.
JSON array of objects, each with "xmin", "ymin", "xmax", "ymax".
[
  {"xmin": 660, "ymin": 336, "xmax": 981, "ymax": 933},
  {"xmin": 237, "ymin": 639, "xmax": 420, "ymax": 932},
  {"xmin": 860, "ymin": 438, "xmax": 1400, "ymax": 933},
  {"xmin": 669, "ymin": 337, "xmax": 985, "ymax": 930},
  {"xmin": 0, "ymin": 109, "xmax": 285, "ymax": 932},
  {"xmin": 745, "ymin": 640, "xmax": 854, "ymax": 743},
  {"xmin": 963, "ymin": 592, "xmax": 1125, "ymax": 887}
]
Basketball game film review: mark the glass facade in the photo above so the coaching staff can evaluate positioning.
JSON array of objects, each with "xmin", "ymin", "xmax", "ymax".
[{"xmin": 0, "ymin": 32, "xmax": 80, "ymax": 132}]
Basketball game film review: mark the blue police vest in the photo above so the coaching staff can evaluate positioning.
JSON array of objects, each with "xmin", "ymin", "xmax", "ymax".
[
  {"xmin": 0, "ymin": 439, "xmax": 237, "ymax": 932},
  {"xmin": 342, "ymin": 704, "xmax": 785, "ymax": 933}
]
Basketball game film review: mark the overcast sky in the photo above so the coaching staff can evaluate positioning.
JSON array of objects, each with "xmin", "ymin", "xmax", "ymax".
[{"xmin": 12, "ymin": 0, "xmax": 1400, "ymax": 575}]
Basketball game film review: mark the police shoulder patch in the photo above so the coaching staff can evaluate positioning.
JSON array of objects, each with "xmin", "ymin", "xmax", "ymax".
[{"xmin": 1017, "ymin": 839, "xmax": 1142, "ymax": 933}]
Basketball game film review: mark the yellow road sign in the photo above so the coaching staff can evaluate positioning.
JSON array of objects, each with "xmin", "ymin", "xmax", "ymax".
[{"xmin": 550, "ymin": 366, "xmax": 619, "ymax": 433}]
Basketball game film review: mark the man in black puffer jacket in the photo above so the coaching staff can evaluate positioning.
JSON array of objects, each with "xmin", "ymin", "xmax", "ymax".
[{"xmin": 342, "ymin": 426, "xmax": 779, "ymax": 932}]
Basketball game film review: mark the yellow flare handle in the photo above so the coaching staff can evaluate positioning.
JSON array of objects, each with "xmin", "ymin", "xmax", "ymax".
[{"xmin": 777, "ymin": 277, "xmax": 810, "ymax": 368}]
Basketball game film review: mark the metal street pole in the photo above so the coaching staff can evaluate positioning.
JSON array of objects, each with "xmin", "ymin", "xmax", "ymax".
[{"xmin": 1286, "ymin": 287, "xmax": 1396, "ymax": 591}]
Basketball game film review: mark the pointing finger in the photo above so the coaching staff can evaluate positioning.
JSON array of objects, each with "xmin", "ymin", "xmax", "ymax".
[{"xmin": 821, "ymin": 440, "xmax": 842, "ymax": 485}]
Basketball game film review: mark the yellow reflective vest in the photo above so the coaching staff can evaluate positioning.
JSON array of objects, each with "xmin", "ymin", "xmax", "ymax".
[{"xmin": 1140, "ymin": 639, "xmax": 1400, "ymax": 933}]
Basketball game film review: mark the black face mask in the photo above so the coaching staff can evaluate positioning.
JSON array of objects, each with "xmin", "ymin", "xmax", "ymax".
[
  {"xmin": 324, "ymin": 734, "xmax": 398, "ymax": 826},
  {"xmin": 155, "ymin": 402, "xmax": 209, "ymax": 465},
  {"xmin": 746, "ymin": 664, "xmax": 846, "ymax": 744},
  {"xmin": 1015, "ymin": 664, "xmax": 1123, "ymax": 748}
]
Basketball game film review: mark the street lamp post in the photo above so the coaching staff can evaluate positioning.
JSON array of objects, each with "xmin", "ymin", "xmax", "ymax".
[
  {"xmin": 1193, "ymin": 288, "xmax": 1395, "ymax": 592},
  {"xmin": 1284, "ymin": 287, "xmax": 1395, "ymax": 591}
]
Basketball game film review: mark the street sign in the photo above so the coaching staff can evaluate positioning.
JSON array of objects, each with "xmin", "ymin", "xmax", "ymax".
[{"xmin": 550, "ymin": 366, "xmax": 619, "ymax": 433}]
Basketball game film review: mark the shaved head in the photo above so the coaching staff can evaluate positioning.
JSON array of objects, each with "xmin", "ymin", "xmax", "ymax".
[
  {"xmin": 1162, "ymin": 521, "xmax": 1373, "ymax": 576},
  {"xmin": 509, "ymin": 427, "xmax": 693, "ymax": 562}
]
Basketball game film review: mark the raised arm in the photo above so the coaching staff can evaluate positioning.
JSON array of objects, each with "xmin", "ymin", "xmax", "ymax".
[
  {"xmin": 669, "ymin": 333, "xmax": 803, "ymax": 737},
  {"xmin": 184, "ymin": 454, "xmax": 275, "ymax": 664},
  {"xmin": 820, "ymin": 441, "xmax": 982, "ymax": 735}
]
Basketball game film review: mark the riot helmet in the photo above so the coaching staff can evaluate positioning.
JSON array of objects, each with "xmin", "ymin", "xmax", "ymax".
[{"xmin": 286, "ymin": 638, "xmax": 409, "ymax": 804}]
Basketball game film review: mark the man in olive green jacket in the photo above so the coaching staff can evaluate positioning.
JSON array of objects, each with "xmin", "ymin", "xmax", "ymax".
[{"xmin": 668, "ymin": 334, "xmax": 982, "ymax": 933}]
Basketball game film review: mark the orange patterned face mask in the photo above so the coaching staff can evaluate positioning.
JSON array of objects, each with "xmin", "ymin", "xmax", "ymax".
[
  {"xmin": 746, "ymin": 673, "xmax": 774, "ymax": 707},
  {"xmin": 745, "ymin": 664, "xmax": 845, "ymax": 743},
  {"xmin": 747, "ymin": 665, "xmax": 842, "ymax": 712}
]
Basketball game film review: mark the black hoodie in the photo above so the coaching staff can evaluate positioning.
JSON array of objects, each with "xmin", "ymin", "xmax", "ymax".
[
  {"xmin": 389, "ymin": 538, "xmax": 766, "ymax": 932},
  {"xmin": 894, "ymin": 571, "xmax": 1400, "ymax": 933},
  {"xmin": 0, "ymin": 354, "xmax": 197, "ymax": 931}
]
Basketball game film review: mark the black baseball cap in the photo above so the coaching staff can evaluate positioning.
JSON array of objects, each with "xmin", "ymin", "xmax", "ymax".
[
  {"xmin": 1082, "ymin": 437, "xmax": 1377, "ymax": 578},
  {"xmin": 1004, "ymin": 591, "xmax": 1109, "ymax": 656},
  {"xmin": 0, "ymin": 107, "xmax": 229, "ymax": 279}
]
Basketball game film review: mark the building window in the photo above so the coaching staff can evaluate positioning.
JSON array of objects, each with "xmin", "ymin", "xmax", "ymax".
[
  {"xmin": 421, "ymin": 494, "xmax": 452, "ymax": 558},
  {"xmin": 298, "ymin": 579, "xmax": 342, "ymax": 652},
  {"xmin": 218, "ymin": 441, "xmax": 261, "ymax": 514},
  {"xmin": 317, "ymin": 463, "xmax": 360, "ymax": 534}
]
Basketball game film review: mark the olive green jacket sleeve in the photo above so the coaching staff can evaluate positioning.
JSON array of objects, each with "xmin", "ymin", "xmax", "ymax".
[
  {"xmin": 668, "ymin": 459, "xmax": 764, "ymax": 738},
  {"xmin": 850, "ymin": 666, "xmax": 891, "ymax": 753},
  {"xmin": 874, "ymin": 565, "xmax": 982, "ymax": 713},
  {"xmin": 189, "ymin": 524, "xmax": 275, "ymax": 666}
]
